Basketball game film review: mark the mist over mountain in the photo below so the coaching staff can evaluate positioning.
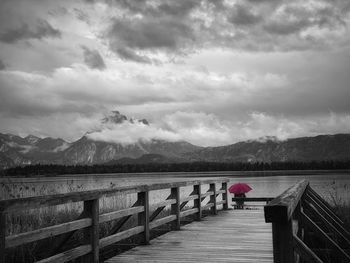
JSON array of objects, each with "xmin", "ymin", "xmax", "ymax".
[
  {"xmin": 0, "ymin": 111, "xmax": 200, "ymax": 169},
  {"xmin": 1, "ymin": 111, "xmax": 350, "ymax": 170}
]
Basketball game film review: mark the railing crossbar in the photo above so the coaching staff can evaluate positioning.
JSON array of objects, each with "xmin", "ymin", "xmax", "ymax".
[
  {"xmin": 301, "ymin": 211, "xmax": 350, "ymax": 262},
  {"xmin": 0, "ymin": 178, "xmax": 229, "ymax": 263}
]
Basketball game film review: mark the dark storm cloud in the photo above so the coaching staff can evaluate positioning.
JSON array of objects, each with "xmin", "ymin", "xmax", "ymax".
[
  {"xmin": 264, "ymin": 20, "xmax": 309, "ymax": 35},
  {"xmin": 107, "ymin": 16, "xmax": 194, "ymax": 62},
  {"xmin": 0, "ymin": 59, "xmax": 5, "ymax": 70},
  {"xmin": 264, "ymin": 3, "xmax": 345, "ymax": 36},
  {"xmin": 229, "ymin": 4, "xmax": 263, "ymax": 26},
  {"xmin": 110, "ymin": 0, "xmax": 199, "ymax": 17},
  {"xmin": 157, "ymin": 0, "xmax": 199, "ymax": 16},
  {"xmin": 81, "ymin": 46, "xmax": 106, "ymax": 70},
  {"xmin": 0, "ymin": 19, "xmax": 61, "ymax": 43},
  {"xmin": 103, "ymin": 0, "xmax": 350, "ymax": 59},
  {"xmin": 110, "ymin": 18, "xmax": 193, "ymax": 49}
]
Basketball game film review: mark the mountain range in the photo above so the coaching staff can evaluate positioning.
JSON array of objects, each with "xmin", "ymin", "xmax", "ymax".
[{"xmin": 1, "ymin": 111, "xmax": 350, "ymax": 169}]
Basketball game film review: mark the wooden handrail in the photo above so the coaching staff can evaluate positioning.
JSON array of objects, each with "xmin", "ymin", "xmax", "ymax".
[
  {"xmin": 264, "ymin": 180, "xmax": 350, "ymax": 263},
  {"xmin": 0, "ymin": 178, "xmax": 228, "ymax": 212},
  {"xmin": 0, "ymin": 177, "xmax": 229, "ymax": 263},
  {"xmin": 264, "ymin": 180, "xmax": 309, "ymax": 223}
]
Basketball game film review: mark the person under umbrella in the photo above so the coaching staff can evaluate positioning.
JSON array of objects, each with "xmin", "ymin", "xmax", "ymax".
[{"xmin": 228, "ymin": 183, "xmax": 252, "ymax": 209}]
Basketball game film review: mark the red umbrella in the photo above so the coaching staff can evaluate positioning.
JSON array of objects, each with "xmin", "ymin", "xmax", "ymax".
[{"xmin": 228, "ymin": 183, "xmax": 252, "ymax": 194}]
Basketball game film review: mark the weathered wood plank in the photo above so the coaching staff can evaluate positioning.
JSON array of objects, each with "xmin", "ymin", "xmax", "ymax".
[
  {"xmin": 201, "ymin": 191, "xmax": 214, "ymax": 198},
  {"xmin": 180, "ymin": 208, "xmax": 199, "ymax": 218},
  {"xmin": 99, "ymin": 226, "xmax": 144, "ymax": 249},
  {"xmin": 216, "ymin": 200, "xmax": 227, "ymax": 206},
  {"xmin": 99, "ymin": 206, "xmax": 144, "ymax": 223},
  {"xmin": 152, "ymin": 199, "xmax": 176, "ymax": 209},
  {"xmin": 216, "ymin": 189, "xmax": 226, "ymax": 194},
  {"xmin": 264, "ymin": 180, "xmax": 309, "ymax": 223},
  {"xmin": 45, "ymin": 210, "xmax": 86, "ymax": 258},
  {"xmin": 180, "ymin": 195, "xmax": 199, "ymax": 203},
  {"xmin": 106, "ymin": 209, "xmax": 273, "ymax": 263},
  {"xmin": 149, "ymin": 215, "xmax": 177, "ymax": 229},
  {"xmin": 202, "ymin": 203, "xmax": 214, "ymax": 210},
  {"xmin": 36, "ymin": 244, "xmax": 92, "ymax": 263},
  {"xmin": 5, "ymin": 218, "xmax": 92, "ymax": 248}
]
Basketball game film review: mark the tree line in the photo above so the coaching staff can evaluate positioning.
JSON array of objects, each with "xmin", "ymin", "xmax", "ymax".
[{"xmin": 2, "ymin": 160, "xmax": 350, "ymax": 177}]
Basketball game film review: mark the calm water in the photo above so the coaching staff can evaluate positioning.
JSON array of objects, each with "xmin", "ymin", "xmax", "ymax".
[
  {"xmin": 1, "ymin": 171, "xmax": 349, "ymax": 205},
  {"xmin": 227, "ymin": 173, "xmax": 350, "ymax": 204}
]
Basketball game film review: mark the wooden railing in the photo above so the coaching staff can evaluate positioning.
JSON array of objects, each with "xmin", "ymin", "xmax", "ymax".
[
  {"xmin": 0, "ymin": 178, "xmax": 229, "ymax": 263},
  {"xmin": 264, "ymin": 180, "xmax": 350, "ymax": 263}
]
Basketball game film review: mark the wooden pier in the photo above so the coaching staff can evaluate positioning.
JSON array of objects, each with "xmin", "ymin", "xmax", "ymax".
[
  {"xmin": 106, "ymin": 209, "xmax": 273, "ymax": 263},
  {"xmin": 1, "ymin": 177, "xmax": 350, "ymax": 263}
]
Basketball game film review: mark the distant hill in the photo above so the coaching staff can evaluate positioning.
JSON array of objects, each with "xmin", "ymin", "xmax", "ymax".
[
  {"xmin": 185, "ymin": 134, "xmax": 350, "ymax": 163},
  {"xmin": 1, "ymin": 112, "xmax": 350, "ymax": 170},
  {"xmin": 0, "ymin": 111, "xmax": 200, "ymax": 169},
  {"xmin": 105, "ymin": 153, "xmax": 185, "ymax": 165}
]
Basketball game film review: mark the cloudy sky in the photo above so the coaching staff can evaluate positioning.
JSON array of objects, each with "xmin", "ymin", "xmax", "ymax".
[{"xmin": 1, "ymin": 0, "xmax": 350, "ymax": 146}]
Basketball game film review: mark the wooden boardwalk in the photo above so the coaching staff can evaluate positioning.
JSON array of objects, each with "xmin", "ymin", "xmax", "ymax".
[{"xmin": 106, "ymin": 209, "xmax": 273, "ymax": 263}]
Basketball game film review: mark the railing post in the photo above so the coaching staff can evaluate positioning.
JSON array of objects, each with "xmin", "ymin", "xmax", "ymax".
[
  {"xmin": 194, "ymin": 183, "xmax": 202, "ymax": 220},
  {"xmin": 83, "ymin": 198, "xmax": 100, "ymax": 263},
  {"xmin": 222, "ymin": 182, "xmax": 228, "ymax": 210},
  {"xmin": 138, "ymin": 190, "xmax": 150, "ymax": 244},
  {"xmin": 210, "ymin": 183, "xmax": 217, "ymax": 215},
  {"xmin": 171, "ymin": 187, "xmax": 180, "ymax": 230},
  {"xmin": 265, "ymin": 180, "xmax": 309, "ymax": 263},
  {"xmin": 0, "ymin": 209, "xmax": 6, "ymax": 263},
  {"xmin": 271, "ymin": 220, "xmax": 294, "ymax": 263}
]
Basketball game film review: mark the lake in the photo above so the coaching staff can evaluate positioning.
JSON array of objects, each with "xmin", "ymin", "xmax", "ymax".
[{"xmin": 1, "ymin": 170, "xmax": 349, "ymax": 205}]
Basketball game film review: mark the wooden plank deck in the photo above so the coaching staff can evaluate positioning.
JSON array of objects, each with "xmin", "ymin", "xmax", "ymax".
[{"xmin": 106, "ymin": 209, "xmax": 273, "ymax": 263}]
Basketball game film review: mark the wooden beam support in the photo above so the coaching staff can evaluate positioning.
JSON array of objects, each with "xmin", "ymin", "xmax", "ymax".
[
  {"xmin": 179, "ymin": 190, "xmax": 196, "ymax": 211},
  {"xmin": 170, "ymin": 187, "xmax": 180, "ymax": 230},
  {"xmin": 209, "ymin": 183, "xmax": 217, "ymax": 215},
  {"xmin": 221, "ymin": 182, "xmax": 228, "ymax": 210},
  {"xmin": 271, "ymin": 219, "xmax": 294, "ymax": 263},
  {"xmin": 0, "ymin": 210, "xmax": 5, "ymax": 263},
  {"xmin": 194, "ymin": 184, "xmax": 202, "ymax": 221},
  {"xmin": 108, "ymin": 200, "xmax": 139, "ymax": 235},
  {"xmin": 83, "ymin": 198, "xmax": 99, "ymax": 263},
  {"xmin": 149, "ymin": 193, "xmax": 172, "ymax": 222},
  {"xmin": 137, "ymin": 191, "xmax": 150, "ymax": 245}
]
